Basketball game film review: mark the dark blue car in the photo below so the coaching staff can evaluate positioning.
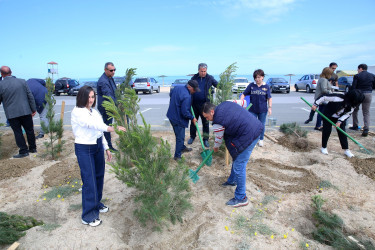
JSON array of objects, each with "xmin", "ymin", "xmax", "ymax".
[
  {"xmin": 170, "ymin": 79, "xmax": 189, "ymax": 92},
  {"xmin": 337, "ymin": 76, "xmax": 353, "ymax": 93}
]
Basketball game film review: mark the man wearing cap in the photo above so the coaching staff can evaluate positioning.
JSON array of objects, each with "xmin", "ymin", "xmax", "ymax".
[{"xmin": 167, "ymin": 80, "xmax": 199, "ymax": 160}]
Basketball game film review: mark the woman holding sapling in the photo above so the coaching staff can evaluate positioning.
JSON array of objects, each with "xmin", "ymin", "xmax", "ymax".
[{"xmin": 71, "ymin": 85, "xmax": 126, "ymax": 227}]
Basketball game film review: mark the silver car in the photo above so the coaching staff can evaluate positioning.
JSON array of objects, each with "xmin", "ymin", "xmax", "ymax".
[
  {"xmin": 294, "ymin": 74, "xmax": 320, "ymax": 93},
  {"xmin": 133, "ymin": 77, "xmax": 161, "ymax": 94}
]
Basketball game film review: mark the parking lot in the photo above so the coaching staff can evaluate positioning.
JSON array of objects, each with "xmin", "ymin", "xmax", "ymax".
[{"xmin": 1, "ymin": 88, "xmax": 374, "ymax": 132}]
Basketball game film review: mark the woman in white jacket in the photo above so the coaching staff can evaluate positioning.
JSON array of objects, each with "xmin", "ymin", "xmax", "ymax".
[{"xmin": 71, "ymin": 85, "xmax": 126, "ymax": 227}]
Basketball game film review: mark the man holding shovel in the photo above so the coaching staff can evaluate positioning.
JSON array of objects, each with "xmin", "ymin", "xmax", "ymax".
[
  {"xmin": 167, "ymin": 80, "xmax": 199, "ymax": 161},
  {"xmin": 202, "ymin": 101, "xmax": 263, "ymax": 207}
]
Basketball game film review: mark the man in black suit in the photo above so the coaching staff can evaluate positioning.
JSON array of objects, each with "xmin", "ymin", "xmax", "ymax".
[
  {"xmin": 349, "ymin": 64, "xmax": 375, "ymax": 137},
  {"xmin": 0, "ymin": 66, "xmax": 37, "ymax": 158}
]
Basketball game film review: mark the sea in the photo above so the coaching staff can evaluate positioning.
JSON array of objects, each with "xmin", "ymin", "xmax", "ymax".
[{"xmin": 77, "ymin": 74, "xmax": 306, "ymax": 86}]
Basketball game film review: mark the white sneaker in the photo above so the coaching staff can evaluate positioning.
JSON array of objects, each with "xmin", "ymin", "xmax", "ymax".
[
  {"xmin": 321, "ymin": 147, "xmax": 328, "ymax": 155},
  {"xmin": 258, "ymin": 140, "xmax": 264, "ymax": 147},
  {"xmin": 99, "ymin": 205, "xmax": 109, "ymax": 213},
  {"xmin": 82, "ymin": 218, "xmax": 102, "ymax": 227},
  {"xmin": 344, "ymin": 149, "xmax": 354, "ymax": 158}
]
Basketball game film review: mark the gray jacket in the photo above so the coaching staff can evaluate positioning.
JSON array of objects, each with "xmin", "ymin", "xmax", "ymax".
[
  {"xmin": 0, "ymin": 76, "xmax": 36, "ymax": 119},
  {"xmin": 314, "ymin": 78, "xmax": 333, "ymax": 100}
]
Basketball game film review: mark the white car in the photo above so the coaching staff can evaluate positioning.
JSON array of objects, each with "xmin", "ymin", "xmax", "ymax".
[
  {"xmin": 133, "ymin": 77, "xmax": 160, "ymax": 94},
  {"xmin": 231, "ymin": 77, "xmax": 249, "ymax": 93}
]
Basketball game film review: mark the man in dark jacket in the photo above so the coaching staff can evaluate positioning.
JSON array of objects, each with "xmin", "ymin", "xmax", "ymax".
[
  {"xmin": 97, "ymin": 62, "xmax": 117, "ymax": 151},
  {"xmin": 167, "ymin": 80, "xmax": 199, "ymax": 160},
  {"xmin": 0, "ymin": 66, "xmax": 37, "ymax": 158},
  {"xmin": 203, "ymin": 101, "xmax": 263, "ymax": 207},
  {"xmin": 349, "ymin": 64, "xmax": 375, "ymax": 136},
  {"xmin": 189, "ymin": 63, "xmax": 218, "ymax": 147},
  {"xmin": 26, "ymin": 78, "xmax": 48, "ymax": 139}
]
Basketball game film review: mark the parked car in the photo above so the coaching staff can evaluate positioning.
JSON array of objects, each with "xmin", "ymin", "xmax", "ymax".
[
  {"xmin": 266, "ymin": 78, "xmax": 290, "ymax": 93},
  {"xmin": 294, "ymin": 74, "xmax": 320, "ymax": 93},
  {"xmin": 231, "ymin": 77, "xmax": 249, "ymax": 93},
  {"xmin": 133, "ymin": 77, "xmax": 160, "ymax": 94},
  {"xmin": 82, "ymin": 81, "xmax": 98, "ymax": 93},
  {"xmin": 170, "ymin": 79, "xmax": 189, "ymax": 92},
  {"xmin": 54, "ymin": 78, "xmax": 80, "ymax": 96},
  {"xmin": 337, "ymin": 76, "xmax": 353, "ymax": 93},
  {"xmin": 113, "ymin": 76, "xmax": 125, "ymax": 87}
]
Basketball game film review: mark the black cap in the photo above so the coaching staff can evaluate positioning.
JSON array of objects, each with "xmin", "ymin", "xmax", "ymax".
[{"xmin": 188, "ymin": 80, "xmax": 200, "ymax": 92}]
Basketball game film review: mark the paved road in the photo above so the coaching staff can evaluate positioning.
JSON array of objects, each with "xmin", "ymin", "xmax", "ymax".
[{"xmin": 1, "ymin": 90, "xmax": 374, "ymax": 132}]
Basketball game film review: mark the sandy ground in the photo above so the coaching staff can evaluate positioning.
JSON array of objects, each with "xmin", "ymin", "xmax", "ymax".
[{"xmin": 1, "ymin": 127, "xmax": 375, "ymax": 250}]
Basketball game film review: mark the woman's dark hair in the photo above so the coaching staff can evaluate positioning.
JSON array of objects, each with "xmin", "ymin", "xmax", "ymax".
[
  {"xmin": 76, "ymin": 85, "xmax": 96, "ymax": 108},
  {"xmin": 253, "ymin": 69, "xmax": 265, "ymax": 79},
  {"xmin": 344, "ymin": 89, "xmax": 365, "ymax": 109}
]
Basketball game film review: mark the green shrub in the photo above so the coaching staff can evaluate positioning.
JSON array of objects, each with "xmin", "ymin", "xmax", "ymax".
[{"xmin": 0, "ymin": 212, "xmax": 43, "ymax": 245}]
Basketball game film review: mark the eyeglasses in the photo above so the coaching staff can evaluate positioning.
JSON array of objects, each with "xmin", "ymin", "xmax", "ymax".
[{"xmin": 107, "ymin": 68, "xmax": 116, "ymax": 72}]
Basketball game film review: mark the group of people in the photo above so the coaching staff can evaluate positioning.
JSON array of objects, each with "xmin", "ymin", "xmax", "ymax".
[
  {"xmin": 167, "ymin": 62, "xmax": 373, "ymax": 208},
  {"xmin": 304, "ymin": 63, "xmax": 374, "ymax": 157},
  {"xmin": 1, "ymin": 61, "xmax": 373, "ymax": 225},
  {"xmin": 0, "ymin": 66, "xmax": 42, "ymax": 158}
]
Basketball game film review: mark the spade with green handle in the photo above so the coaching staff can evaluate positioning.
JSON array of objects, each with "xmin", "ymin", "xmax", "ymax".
[
  {"xmin": 191, "ymin": 106, "xmax": 212, "ymax": 166},
  {"xmin": 189, "ymin": 150, "xmax": 214, "ymax": 183},
  {"xmin": 301, "ymin": 97, "xmax": 371, "ymax": 154}
]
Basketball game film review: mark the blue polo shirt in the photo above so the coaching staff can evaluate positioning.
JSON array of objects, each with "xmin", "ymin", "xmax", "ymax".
[{"xmin": 243, "ymin": 82, "xmax": 271, "ymax": 113}]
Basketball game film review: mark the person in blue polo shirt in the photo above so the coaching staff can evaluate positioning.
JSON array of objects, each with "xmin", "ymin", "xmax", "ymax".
[
  {"xmin": 167, "ymin": 80, "xmax": 199, "ymax": 161},
  {"xmin": 241, "ymin": 69, "xmax": 272, "ymax": 147}
]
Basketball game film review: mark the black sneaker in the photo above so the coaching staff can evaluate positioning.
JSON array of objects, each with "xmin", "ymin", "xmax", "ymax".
[
  {"xmin": 35, "ymin": 134, "xmax": 44, "ymax": 139},
  {"xmin": 349, "ymin": 126, "xmax": 359, "ymax": 131},
  {"xmin": 187, "ymin": 138, "xmax": 195, "ymax": 144},
  {"xmin": 173, "ymin": 157, "xmax": 181, "ymax": 161},
  {"xmin": 29, "ymin": 149, "xmax": 37, "ymax": 153},
  {"xmin": 362, "ymin": 130, "xmax": 369, "ymax": 137},
  {"xmin": 221, "ymin": 181, "xmax": 237, "ymax": 187},
  {"xmin": 13, "ymin": 153, "xmax": 29, "ymax": 158},
  {"xmin": 226, "ymin": 196, "xmax": 249, "ymax": 207},
  {"xmin": 203, "ymin": 139, "xmax": 209, "ymax": 147},
  {"xmin": 181, "ymin": 147, "xmax": 192, "ymax": 153},
  {"xmin": 304, "ymin": 119, "xmax": 312, "ymax": 124}
]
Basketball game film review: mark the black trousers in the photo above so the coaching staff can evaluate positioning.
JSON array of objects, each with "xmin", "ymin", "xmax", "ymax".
[
  {"xmin": 190, "ymin": 103, "xmax": 209, "ymax": 140},
  {"xmin": 8, "ymin": 115, "xmax": 36, "ymax": 154},
  {"xmin": 322, "ymin": 116, "xmax": 348, "ymax": 149},
  {"xmin": 100, "ymin": 110, "xmax": 113, "ymax": 148}
]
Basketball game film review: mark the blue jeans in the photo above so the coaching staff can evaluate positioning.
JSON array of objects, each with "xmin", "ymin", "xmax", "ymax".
[
  {"xmin": 250, "ymin": 112, "xmax": 267, "ymax": 140},
  {"xmin": 226, "ymin": 137, "xmax": 259, "ymax": 200},
  {"xmin": 170, "ymin": 121, "xmax": 187, "ymax": 158},
  {"xmin": 75, "ymin": 138, "xmax": 106, "ymax": 222}
]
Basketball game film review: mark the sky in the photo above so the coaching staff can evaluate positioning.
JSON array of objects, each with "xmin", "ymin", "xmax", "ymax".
[{"xmin": 1, "ymin": 0, "xmax": 375, "ymax": 80}]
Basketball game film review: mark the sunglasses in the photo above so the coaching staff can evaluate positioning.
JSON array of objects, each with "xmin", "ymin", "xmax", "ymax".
[{"xmin": 107, "ymin": 68, "xmax": 116, "ymax": 72}]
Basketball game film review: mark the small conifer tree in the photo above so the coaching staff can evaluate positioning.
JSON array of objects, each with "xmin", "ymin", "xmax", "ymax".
[
  {"xmin": 102, "ymin": 68, "xmax": 192, "ymax": 231},
  {"xmin": 0, "ymin": 212, "xmax": 43, "ymax": 245},
  {"xmin": 210, "ymin": 62, "xmax": 238, "ymax": 105},
  {"xmin": 41, "ymin": 78, "xmax": 64, "ymax": 160}
]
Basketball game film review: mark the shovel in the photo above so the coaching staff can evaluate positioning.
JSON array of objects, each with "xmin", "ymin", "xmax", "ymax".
[
  {"xmin": 191, "ymin": 107, "xmax": 212, "ymax": 166},
  {"xmin": 189, "ymin": 150, "xmax": 214, "ymax": 183},
  {"xmin": 301, "ymin": 97, "xmax": 371, "ymax": 154}
]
